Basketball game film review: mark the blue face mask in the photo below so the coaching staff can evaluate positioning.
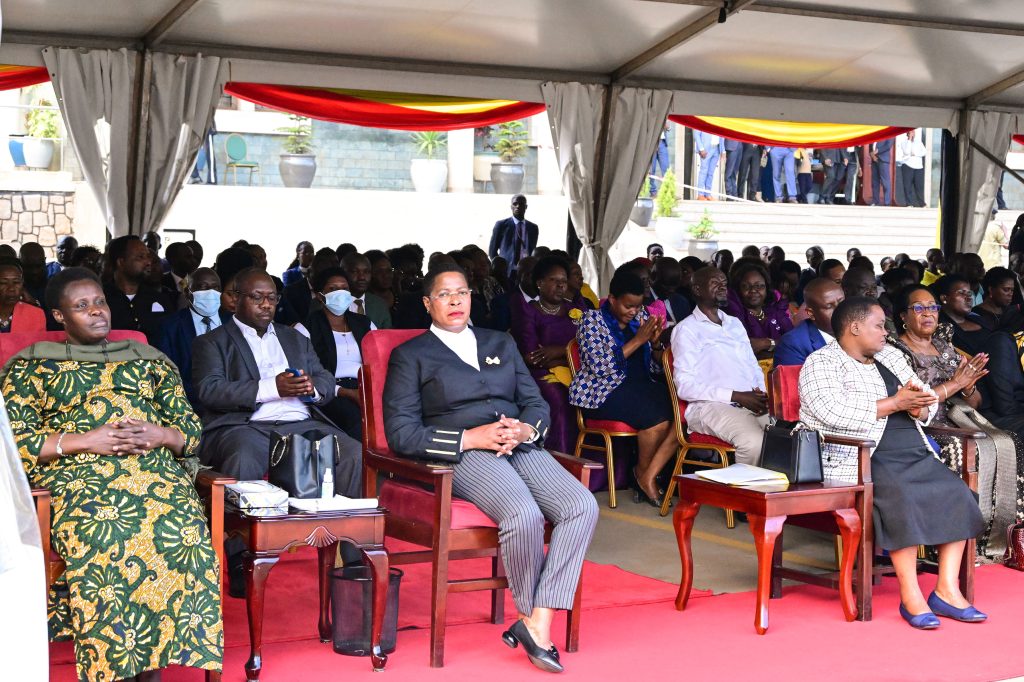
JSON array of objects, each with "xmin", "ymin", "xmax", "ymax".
[
  {"xmin": 190, "ymin": 289, "xmax": 221, "ymax": 318},
  {"xmin": 324, "ymin": 289, "xmax": 354, "ymax": 316}
]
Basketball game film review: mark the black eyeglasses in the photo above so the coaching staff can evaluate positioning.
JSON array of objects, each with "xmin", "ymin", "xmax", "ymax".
[
  {"xmin": 234, "ymin": 291, "xmax": 280, "ymax": 305},
  {"xmin": 907, "ymin": 303, "xmax": 941, "ymax": 314}
]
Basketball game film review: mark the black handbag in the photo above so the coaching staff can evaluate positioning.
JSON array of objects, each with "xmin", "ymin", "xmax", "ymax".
[
  {"xmin": 269, "ymin": 430, "xmax": 341, "ymax": 499},
  {"xmin": 758, "ymin": 423, "xmax": 824, "ymax": 484}
]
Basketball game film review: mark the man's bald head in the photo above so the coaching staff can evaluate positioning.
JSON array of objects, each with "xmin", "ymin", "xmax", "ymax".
[
  {"xmin": 234, "ymin": 267, "xmax": 274, "ymax": 292},
  {"xmin": 804, "ymin": 277, "xmax": 845, "ymax": 336},
  {"xmin": 841, "ymin": 267, "xmax": 878, "ymax": 299}
]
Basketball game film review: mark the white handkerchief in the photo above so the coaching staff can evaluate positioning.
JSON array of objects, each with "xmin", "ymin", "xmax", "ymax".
[{"xmin": 485, "ymin": 356, "xmax": 501, "ymax": 365}]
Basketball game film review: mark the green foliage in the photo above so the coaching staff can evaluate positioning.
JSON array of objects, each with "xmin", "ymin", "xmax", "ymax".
[
  {"xmin": 26, "ymin": 100, "xmax": 59, "ymax": 139},
  {"xmin": 654, "ymin": 168, "xmax": 677, "ymax": 218},
  {"xmin": 494, "ymin": 121, "xmax": 528, "ymax": 163},
  {"xmin": 639, "ymin": 176, "xmax": 650, "ymax": 199},
  {"xmin": 410, "ymin": 130, "xmax": 447, "ymax": 160},
  {"xmin": 277, "ymin": 114, "xmax": 314, "ymax": 154},
  {"xmin": 687, "ymin": 209, "xmax": 719, "ymax": 240}
]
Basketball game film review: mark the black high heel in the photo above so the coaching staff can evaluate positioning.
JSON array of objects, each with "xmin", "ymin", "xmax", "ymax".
[
  {"xmin": 631, "ymin": 467, "xmax": 667, "ymax": 508},
  {"xmin": 501, "ymin": 619, "xmax": 564, "ymax": 673}
]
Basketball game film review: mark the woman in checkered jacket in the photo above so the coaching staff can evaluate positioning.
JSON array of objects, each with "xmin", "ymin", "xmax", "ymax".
[{"xmin": 799, "ymin": 296, "xmax": 987, "ymax": 630}]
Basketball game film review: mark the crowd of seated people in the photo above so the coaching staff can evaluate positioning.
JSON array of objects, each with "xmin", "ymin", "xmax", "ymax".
[{"xmin": 8, "ymin": 223, "xmax": 1024, "ymax": 680}]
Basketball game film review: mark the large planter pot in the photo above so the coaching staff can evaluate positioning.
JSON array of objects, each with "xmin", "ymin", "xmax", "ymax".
[
  {"xmin": 490, "ymin": 162, "xmax": 525, "ymax": 195},
  {"xmin": 410, "ymin": 158, "xmax": 448, "ymax": 193},
  {"xmin": 687, "ymin": 238, "xmax": 719, "ymax": 261},
  {"xmin": 279, "ymin": 153, "xmax": 317, "ymax": 188},
  {"xmin": 22, "ymin": 138, "xmax": 54, "ymax": 170},
  {"xmin": 473, "ymin": 153, "xmax": 499, "ymax": 182},
  {"xmin": 630, "ymin": 197, "xmax": 654, "ymax": 228},
  {"xmin": 653, "ymin": 216, "xmax": 689, "ymax": 250}
]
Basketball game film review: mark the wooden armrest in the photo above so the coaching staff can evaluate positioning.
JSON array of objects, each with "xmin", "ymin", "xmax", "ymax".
[
  {"xmin": 194, "ymin": 469, "xmax": 236, "ymax": 492},
  {"xmin": 550, "ymin": 451, "xmax": 602, "ymax": 472},
  {"xmin": 365, "ymin": 449, "xmax": 454, "ymax": 484},
  {"xmin": 31, "ymin": 487, "xmax": 50, "ymax": 500},
  {"xmin": 822, "ymin": 434, "xmax": 876, "ymax": 448},
  {"xmin": 922, "ymin": 425, "xmax": 987, "ymax": 441}
]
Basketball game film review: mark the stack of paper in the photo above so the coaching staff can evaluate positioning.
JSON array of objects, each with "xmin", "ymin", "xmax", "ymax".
[
  {"xmin": 289, "ymin": 496, "xmax": 380, "ymax": 513},
  {"xmin": 695, "ymin": 464, "xmax": 789, "ymax": 486},
  {"xmin": 226, "ymin": 481, "xmax": 289, "ymax": 509}
]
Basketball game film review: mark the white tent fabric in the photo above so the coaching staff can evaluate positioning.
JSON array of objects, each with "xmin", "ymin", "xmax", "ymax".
[
  {"xmin": 543, "ymin": 82, "xmax": 671, "ymax": 290},
  {"xmin": 42, "ymin": 47, "xmax": 134, "ymax": 238},
  {"xmin": 139, "ymin": 53, "xmax": 227, "ymax": 235},
  {"xmin": 959, "ymin": 111, "xmax": 1019, "ymax": 253},
  {"xmin": 0, "ymin": 396, "xmax": 46, "ymax": 680}
]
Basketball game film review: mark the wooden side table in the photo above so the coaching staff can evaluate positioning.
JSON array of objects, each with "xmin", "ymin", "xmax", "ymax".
[
  {"xmin": 225, "ymin": 505, "xmax": 389, "ymax": 679},
  {"xmin": 672, "ymin": 474, "xmax": 864, "ymax": 634}
]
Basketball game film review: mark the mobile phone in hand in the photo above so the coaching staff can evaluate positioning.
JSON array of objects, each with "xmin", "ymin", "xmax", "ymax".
[{"xmin": 286, "ymin": 368, "xmax": 316, "ymax": 403}]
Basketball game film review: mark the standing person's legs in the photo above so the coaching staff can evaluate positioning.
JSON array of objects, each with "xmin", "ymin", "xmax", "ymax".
[
  {"xmin": 912, "ymin": 167, "xmax": 926, "ymax": 207},
  {"xmin": 901, "ymin": 164, "xmax": 917, "ymax": 206},
  {"xmin": 879, "ymin": 160, "xmax": 892, "ymax": 205},
  {"xmin": 821, "ymin": 164, "xmax": 837, "ymax": 203},
  {"xmin": 871, "ymin": 160, "xmax": 882, "ymax": 205},
  {"xmin": 797, "ymin": 173, "xmax": 812, "ymax": 203},
  {"xmin": 894, "ymin": 163, "xmax": 907, "ymax": 205},
  {"xmin": 650, "ymin": 140, "xmax": 669, "ymax": 195},
  {"xmin": 684, "ymin": 402, "xmax": 770, "ymax": 465},
  {"xmin": 843, "ymin": 163, "xmax": 858, "ymax": 204},
  {"xmin": 769, "ymin": 148, "xmax": 786, "ymax": 199},
  {"xmin": 783, "ymin": 151, "xmax": 797, "ymax": 199},
  {"xmin": 724, "ymin": 147, "xmax": 742, "ymax": 198}
]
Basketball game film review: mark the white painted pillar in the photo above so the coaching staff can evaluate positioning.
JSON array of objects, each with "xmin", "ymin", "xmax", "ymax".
[{"xmin": 446, "ymin": 128, "xmax": 474, "ymax": 193}]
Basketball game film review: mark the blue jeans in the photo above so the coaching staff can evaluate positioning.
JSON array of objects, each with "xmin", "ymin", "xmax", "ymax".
[
  {"xmin": 649, "ymin": 139, "xmax": 670, "ymax": 194},
  {"xmin": 697, "ymin": 148, "xmax": 721, "ymax": 197},
  {"xmin": 769, "ymin": 147, "xmax": 796, "ymax": 199}
]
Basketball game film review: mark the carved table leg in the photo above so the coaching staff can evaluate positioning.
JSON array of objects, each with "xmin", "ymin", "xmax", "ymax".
[
  {"xmin": 361, "ymin": 545, "xmax": 390, "ymax": 672},
  {"xmin": 832, "ymin": 508, "xmax": 861, "ymax": 622},
  {"xmin": 673, "ymin": 500, "xmax": 701, "ymax": 610},
  {"xmin": 244, "ymin": 553, "xmax": 280, "ymax": 682},
  {"xmin": 748, "ymin": 513, "xmax": 786, "ymax": 635},
  {"xmin": 318, "ymin": 542, "xmax": 338, "ymax": 643}
]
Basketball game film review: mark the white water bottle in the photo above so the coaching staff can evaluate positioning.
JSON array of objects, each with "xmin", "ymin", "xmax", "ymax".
[{"xmin": 321, "ymin": 468, "xmax": 334, "ymax": 499}]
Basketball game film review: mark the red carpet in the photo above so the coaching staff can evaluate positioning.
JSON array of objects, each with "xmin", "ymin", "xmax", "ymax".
[{"xmin": 50, "ymin": 562, "xmax": 1024, "ymax": 682}]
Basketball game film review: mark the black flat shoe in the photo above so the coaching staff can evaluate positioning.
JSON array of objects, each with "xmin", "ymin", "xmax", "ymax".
[{"xmin": 502, "ymin": 619, "xmax": 563, "ymax": 673}]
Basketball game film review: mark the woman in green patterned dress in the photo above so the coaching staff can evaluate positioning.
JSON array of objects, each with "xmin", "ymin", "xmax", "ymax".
[{"xmin": 1, "ymin": 267, "xmax": 222, "ymax": 682}]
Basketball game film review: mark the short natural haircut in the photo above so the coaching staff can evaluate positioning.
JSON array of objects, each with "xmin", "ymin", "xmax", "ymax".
[
  {"xmin": 817, "ymin": 258, "xmax": 844, "ymax": 277},
  {"xmin": 532, "ymin": 255, "xmax": 570, "ymax": 287},
  {"xmin": 233, "ymin": 267, "xmax": 274, "ymax": 293},
  {"xmin": 981, "ymin": 266, "xmax": 1015, "ymax": 296},
  {"xmin": 608, "ymin": 269, "xmax": 644, "ymax": 298},
  {"xmin": 930, "ymin": 273, "xmax": 971, "ymax": 301},
  {"xmin": 803, "ymin": 277, "xmax": 840, "ymax": 305},
  {"xmin": 691, "ymin": 265, "xmax": 723, "ymax": 289},
  {"xmin": 422, "ymin": 264, "xmax": 467, "ymax": 295},
  {"xmin": 831, "ymin": 296, "xmax": 882, "ymax": 339},
  {"xmin": 45, "ymin": 266, "xmax": 101, "ymax": 311},
  {"xmin": 891, "ymin": 284, "xmax": 932, "ymax": 332},
  {"xmin": 313, "ymin": 266, "xmax": 349, "ymax": 293}
]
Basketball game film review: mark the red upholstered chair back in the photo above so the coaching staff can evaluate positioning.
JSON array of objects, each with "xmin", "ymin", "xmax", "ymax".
[
  {"xmin": 359, "ymin": 329, "xmax": 427, "ymax": 455},
  {"xmin": 660, "ymin": 346, "xmax": 690, "ymax": 429},
  {"xmin": 567, "ymin": 338, "xmax": 581, "ymax": 374},
  {"xmin": 0, "ymin": 330, "xmax": 148, "ymax": 368},
  {"xmin": 768, "ymin": 364, "xmax": 802, "ymax": 422}
]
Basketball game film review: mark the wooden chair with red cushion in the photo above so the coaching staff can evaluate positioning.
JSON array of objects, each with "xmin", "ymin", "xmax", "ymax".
[
  {"xmin": 360, "ymin": 329, "xmax": 600, "ymax": 668},
  {"xmin": 768, "ymin": 363, "xmax": 982, "ymax": 616},
  {"xmin": 566, "ymin": 338, "xmax": 636, "ymax": 508},
  {"xmin": 659, "ymin": 346, "xmax": 739, "ymax": 524},
  {"xmin": 16, "ymin": 330, "xmax": 232, "ymax": 681}
]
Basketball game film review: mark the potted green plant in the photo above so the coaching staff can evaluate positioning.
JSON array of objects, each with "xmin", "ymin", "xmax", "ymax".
[
  {"xmin": 630, "ymin": 176, "xmax": 654, "ymax": 228},
  {"xmin": 23, "ymin": 99, "xmax": 60, "ymax": 170},
  {"xmin": 490, "ymin": 120, "xmax": 528, "ymax": 194},
  {"xmin": 653, "ymin": 168, "xmax": 688, "ymax": 248},
  {"xmin": 409, "ymin": 130, "xmax": 448, "ymax": 193},
  {"xmin": 685, "ymin": 208, "xmax": 720, "ymax": 260},
  {"xmin": 277, "ymin": 115, "xmax": 317, "ymax": 188},
  {"xmin": 473, "ymin": 125, "xmax": 500, "ymax": 189}
]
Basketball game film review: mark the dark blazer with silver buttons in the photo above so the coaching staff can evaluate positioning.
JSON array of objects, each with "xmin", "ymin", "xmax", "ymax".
[{"xmin": 383, "ymin": 328, "xmax": 551, "ymax": 463}]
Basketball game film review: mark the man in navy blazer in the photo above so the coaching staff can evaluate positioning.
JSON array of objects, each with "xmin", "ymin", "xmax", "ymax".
[
  {"xmin": 488, "ymin": 194, "xmax": 538, "ymax": 277},
  {"xmin": 774, "ymin": 278, "xmax": 844, "ymax": 366},
  {"xmin": 870, "ymin": 138, "xmax": 894, "ymax": 206},
  {"xmin": 156, "ymin": 267, "xmax": 231, "ymax": 408}
]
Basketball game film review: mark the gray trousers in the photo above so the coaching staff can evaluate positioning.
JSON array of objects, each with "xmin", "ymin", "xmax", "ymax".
[
  {"xmin": 451, "ymin": 448, "xmax": 599, "ymax": 614},
  {"xmin": 200, "ymin": 418, "xmax": 363, "ymax": 498}
]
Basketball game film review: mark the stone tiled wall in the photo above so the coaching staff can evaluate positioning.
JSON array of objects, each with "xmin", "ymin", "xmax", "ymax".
[{"xmin": 0, "ymin": 191, "xmax": 75, "ymax": 258}]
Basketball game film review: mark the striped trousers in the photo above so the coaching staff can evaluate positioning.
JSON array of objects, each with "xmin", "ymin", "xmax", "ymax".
[{"xmin": 451, "ymin": 448, "xmax": 599, "ymax": 614}]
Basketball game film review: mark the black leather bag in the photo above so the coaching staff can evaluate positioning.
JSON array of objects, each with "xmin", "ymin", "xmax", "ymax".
[
  {"xmin": 758, "ymin": 424, "xmax": 824, "ymax": 484},
  {"xmin": 269, "ymin": 430, "xmax": 341, "ymax": 499}
]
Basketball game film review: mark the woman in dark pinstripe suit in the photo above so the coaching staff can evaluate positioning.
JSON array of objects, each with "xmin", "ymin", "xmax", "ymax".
[{"xmin": 384, "ymin": 264, "xmax": 599, "ymax": 673}]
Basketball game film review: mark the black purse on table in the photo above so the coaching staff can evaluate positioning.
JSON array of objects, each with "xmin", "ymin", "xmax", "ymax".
[
  {"xmin": 269, "ymin": 430, "xmax": 341, "ymax": 499},
  {"xmin": 758, "ymin": 423, "xmax": 824, "ymax": 484}
]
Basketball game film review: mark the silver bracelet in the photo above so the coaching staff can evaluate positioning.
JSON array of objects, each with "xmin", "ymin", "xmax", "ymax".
[{"xmin": 55, "ymin": 432, "xmax": 67, "ymax": 457}]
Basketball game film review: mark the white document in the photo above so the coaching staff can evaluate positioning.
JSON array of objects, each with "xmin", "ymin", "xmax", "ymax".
[
  {"xmin": 289, "ymin": 496, "xmax": 379, "ymax": 513},
  {"xmin": 695, "ymin": 463, "xmax": 789, "ymax": 486}
]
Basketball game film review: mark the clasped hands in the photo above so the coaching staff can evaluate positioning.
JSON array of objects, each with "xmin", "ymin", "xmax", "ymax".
[
  {"xmin": 463, "ymin": 414, "xmax": 533, "ymax": 456},
  {"xmin": 276, "ymin": 369, "xmax": 315, "ymax": 397},
  {"xmin": 88, "ymin": 418, "xmax": 172, "ymax": 456},
  {"xmin": 893, "ymin": 380, "xmax": 937, "ymax": 419}
]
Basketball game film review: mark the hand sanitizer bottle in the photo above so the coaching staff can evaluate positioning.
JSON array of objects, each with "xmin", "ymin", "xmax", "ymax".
[{"xmin": 322, "ymin": 468, "xmax": 334, "ymax": 499}]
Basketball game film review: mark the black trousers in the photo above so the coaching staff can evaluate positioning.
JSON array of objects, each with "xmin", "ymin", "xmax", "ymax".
[{"xmin": 737, "ymin": 144, "xmax": 762, "ymax": 199}]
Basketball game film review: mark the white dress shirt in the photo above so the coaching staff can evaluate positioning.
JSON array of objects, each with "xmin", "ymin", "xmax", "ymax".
[
  {"xmin": 430, "ymin": 324, "xmax": 479, "ymax": 370},
  {"xmin": 233, "ymin": 317, "xmax": 311, "ymax": 422},
  {"xmin": 670, "ymin": 306, "xmax": 766, "ymax": 404},
  {"xmin": 190, "ymin": 308, "xmax": 222, "ymax": 337},
  {"xmin": 896, "ymin": 132, "xmax": 927, "ymax": 169}
]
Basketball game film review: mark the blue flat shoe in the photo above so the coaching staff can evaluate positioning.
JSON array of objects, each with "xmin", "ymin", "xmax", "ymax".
[
  {"xmin": 899, "ymin": 603, "xmax": 940, "ymax": 630},
  {"xmin": 927, "ymin": 591, "xmax": 988, "ymax": 623}
]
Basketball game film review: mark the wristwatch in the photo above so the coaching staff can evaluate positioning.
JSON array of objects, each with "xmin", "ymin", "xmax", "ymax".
[{"xmin": 768, "ymin": 339, "xmax": 776, "ymax": 352}]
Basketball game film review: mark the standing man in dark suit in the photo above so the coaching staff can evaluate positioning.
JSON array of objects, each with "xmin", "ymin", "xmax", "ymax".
[
  {"xmin": 489, "ymin": 194, "xmax": 538, "ymax": 278},
  {"xmin": 157, "ymin": 267, "xmax": 230, "ymax": 408},
  {"xmin": 774, "ymin": 278, "xmax": 845, "ymax": 365},
  {"xmin": 723, "ymin": 137, "xmax": 743, "ymax": 199},
  {"xmin": 818, "ymin": 148, "xmax": 842, "ymax": 204},
  {"xmin": 870, "ymin": 138, "xmax": 894, "ymax": 206},
  {"xmin": 838, "ymin": 146, "xmax": 860, "ymax": 204},
  {"xmin": 192, "ymin": 267, "xmax": 362, "ymax": 491}
]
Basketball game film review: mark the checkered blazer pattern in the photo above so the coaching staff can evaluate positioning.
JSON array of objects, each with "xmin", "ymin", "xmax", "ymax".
[
  {"xmin": 798, "ymin": 341, "xmax": 937, "ymax": 482},
  {"xmin": 569, "ymin": 308, "xmax": 656, "ymax": 409}
]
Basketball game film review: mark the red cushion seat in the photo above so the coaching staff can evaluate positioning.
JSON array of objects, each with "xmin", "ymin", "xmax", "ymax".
[
  {"xmin": 583, "ymin": 419, "xmax": 637, "ymax": 433},
  {"xmin": 379, "ymin": 479, "xmax": 498, "ymax": 530},
  {"xmin": 687, "ymin": 431, "xmax": 733, "ymax": 448}
]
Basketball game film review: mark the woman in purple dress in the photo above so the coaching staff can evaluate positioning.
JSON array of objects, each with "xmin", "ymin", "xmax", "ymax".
[
  {"xmin": 726, "ymin": 261, "xmax": 793, "ymax": 359},
  {"xmin": 512, "ymin": 256, "xmax": 583, "ymax": 454}
]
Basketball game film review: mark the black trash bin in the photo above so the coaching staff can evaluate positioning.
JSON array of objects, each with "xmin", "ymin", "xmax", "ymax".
[{"xmin": 330, "ymin": 565, "xmax": 402, "ymax": 656}]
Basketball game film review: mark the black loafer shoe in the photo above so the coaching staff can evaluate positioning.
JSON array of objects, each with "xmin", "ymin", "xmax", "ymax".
[{"xmin": 502, "ymin": 619, "xmax": 563, "ymax": 673}]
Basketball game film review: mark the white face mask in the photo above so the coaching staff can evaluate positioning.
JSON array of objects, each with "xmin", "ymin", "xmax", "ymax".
[
  {"xmin": 324, "ymin": 289, "xmax": 354, "ymax": 316},
  {"xmin": 190, "ymin": 289, "xmax": 221, "ymax": 318}
]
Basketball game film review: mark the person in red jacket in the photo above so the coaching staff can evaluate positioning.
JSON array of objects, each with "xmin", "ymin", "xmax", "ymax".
[{"xmin": 0, "ymin": 259, "xmax": 45, "ymax": 333}]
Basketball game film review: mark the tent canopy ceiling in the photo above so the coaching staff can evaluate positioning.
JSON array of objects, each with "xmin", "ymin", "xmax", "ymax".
[{"xmin": 3, "ymin": 0, "xmax": 1024, "ymax": 125}]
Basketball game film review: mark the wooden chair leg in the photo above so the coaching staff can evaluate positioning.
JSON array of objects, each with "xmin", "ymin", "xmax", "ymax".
[
  {"xmin": 960, "ymin": 537, "xmax": 976, "ymax": 603},
  {"xmin": 659, "ymin": 447, "xmax": 686, "ymax": 517},
  {"xmin": 565, "ymin": 573, "xmax": 583, "ymax": 653},
  {"xmin": 834, "ymin": 536, "xmax": 843, "ymax": 569},
  {"xmin": 490, "ymin": 550, "xmax": 506, "ymax": 625},
  {"xmin": 429, "ymin": 544, "xmax": 450, "ymax": 668},
  {"xmin": 603, "ymin": 433, "xmax": 616, "ymax": 509},
  {"xmin": 206, "ymin": 669, "xmax": 222, "ymax": 681},
  {"xmin": 770, "ymin": 528, "xmax": 784, "ymax": 599}
]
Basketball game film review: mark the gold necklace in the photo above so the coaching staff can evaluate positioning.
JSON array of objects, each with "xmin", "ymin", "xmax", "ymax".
[{"xmin": 537, "ymin": 300, "xmax": 562, "ymax": 315}]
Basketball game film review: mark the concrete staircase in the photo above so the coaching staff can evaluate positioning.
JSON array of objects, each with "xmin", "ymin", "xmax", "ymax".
[{"xmin": 614, "ymin": 199, "xmax": 942, "ymax": 266}]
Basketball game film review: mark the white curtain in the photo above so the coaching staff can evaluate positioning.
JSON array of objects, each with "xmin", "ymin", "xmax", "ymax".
[
  {"xmin": 0, "ymin": 396, "xmax": 46, "ymax": 679},
  {"xmin": 542, "ymin": 82, "xmax": 672, "ymax": 291},
  {"xmin": 139, "ymin": 53, "xmax": 227, "ymax": 235},
  {"xmin": 958, "ymin": 110, "xmax": 1019, "ymax": 253},
  {"xmin": 42, "ymin": 47, "xmax": 134, "ymax": 238}
]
